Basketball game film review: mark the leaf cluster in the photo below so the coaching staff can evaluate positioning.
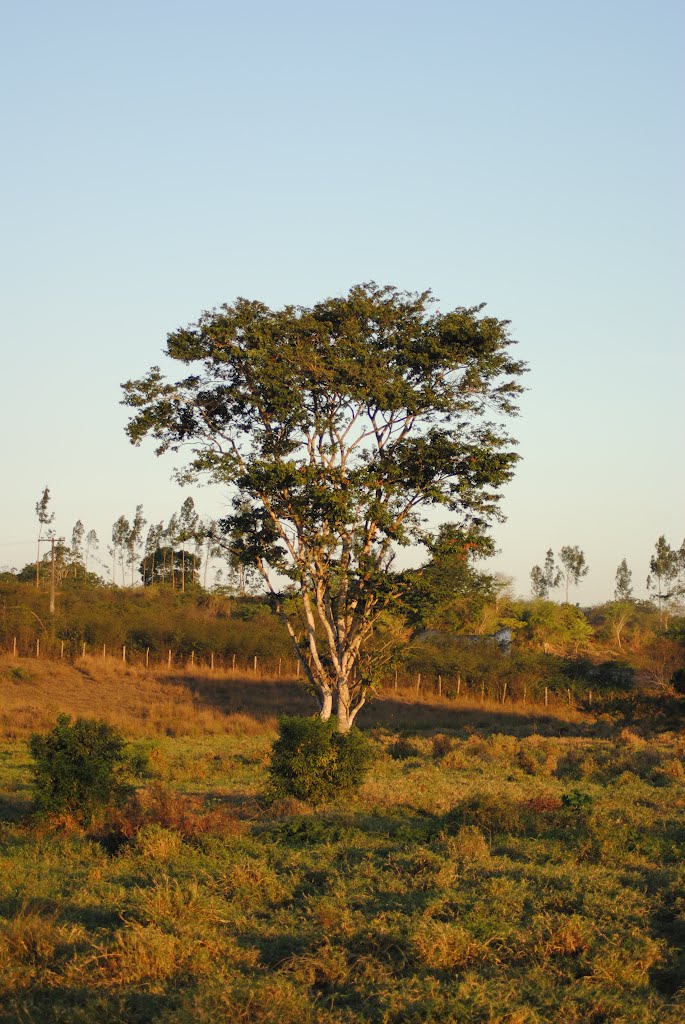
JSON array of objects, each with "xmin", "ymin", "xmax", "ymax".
[
  {"xmin": 29, "ymin": 714, "xmax": 132, "ymax": 822},
  {"xmin": 268, "ymin": 715, "xmax": 373, "ymax": 803}
]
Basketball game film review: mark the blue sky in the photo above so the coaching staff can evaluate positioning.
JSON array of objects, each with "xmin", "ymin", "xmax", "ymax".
[{"xmin": 1, "ymin": 0, "xmax": 683, "ymax": 601}]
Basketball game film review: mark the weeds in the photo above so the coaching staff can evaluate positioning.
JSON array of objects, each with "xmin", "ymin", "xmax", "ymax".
[{"xmin": 0, "ymin": 672, "xmax": 683, "ymax": 1023}]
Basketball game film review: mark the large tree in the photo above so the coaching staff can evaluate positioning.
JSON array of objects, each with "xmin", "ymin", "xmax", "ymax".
[{"xmin": 122, "ymin": 282, "xmax": 526, "ymax": 731}]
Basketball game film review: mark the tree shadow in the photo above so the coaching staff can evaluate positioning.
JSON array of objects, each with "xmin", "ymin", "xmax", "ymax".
[{"xmin": 166, "ymin": 672, "xmax": 596, "ymax": 738}]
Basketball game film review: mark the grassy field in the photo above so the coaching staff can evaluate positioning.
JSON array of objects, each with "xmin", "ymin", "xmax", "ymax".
[{"xmin": 0, "ymin": 655, "xmax": 684, "ymax": 1023}]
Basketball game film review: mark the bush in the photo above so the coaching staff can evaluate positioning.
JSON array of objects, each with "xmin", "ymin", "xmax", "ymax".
[
  {"xmin": 268, "ymin": 715, "xmax": 373, "ymax": 803},
  {"xmin": 29, "ymin": 715, "xmax": 132, "ymax": 822}
]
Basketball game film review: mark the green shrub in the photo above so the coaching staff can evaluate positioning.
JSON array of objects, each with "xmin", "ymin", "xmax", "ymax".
[
  {"xmin": 29, "ymin": 715, "xmax": 132, "ymax": 822},
  {"xmin": 268, "ymin": 715, "xmax": 373, "ymax": 803},
  {"xmin": 6, "ymin": 665, "xmax": 32, "ymax": 682},
  {"xmin": 562, "ymin": 789, "xmax": 593, "ymax": 810}
]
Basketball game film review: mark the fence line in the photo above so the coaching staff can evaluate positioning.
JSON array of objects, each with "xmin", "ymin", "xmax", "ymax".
[{"xmin": 1, "ymin": 635, "xmax": 600, "ymax": 710}]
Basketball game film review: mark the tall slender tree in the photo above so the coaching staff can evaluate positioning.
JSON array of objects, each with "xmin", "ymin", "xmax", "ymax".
[
  {"xmin": 35, "ymin": 486, "xmax": 55, "ymax": 587},
  {"xmin": 558, "ymin": 545, "xmax": 589, "ymax": 603},
  {"xmin": 70, "ymin": 520, "xmax": 85, "ymax": 579},
  {"xmin": 530, "ymin": 549, "xmax": 562, "ymax": 599},
  {"xmin": 647, "ymin": 535, "xmax": 679, "ymax": 625},
  {"xmin": 614, "ymin": 558, "xmax": 633, "ymax": 601},
  {"xmin": 176, "ymin": 497, "xmax": 199, "ymax": 592},
  {"xmin": 125, "ymin": 505, "xmax": 147, "ymax": 586},
  {"xmin": 84, "ymin": 529, "xmax": 99, "ymax": 576},
  {"xmin": 111, "ymin": 516, "xmax": 129, "ymax": 586}
]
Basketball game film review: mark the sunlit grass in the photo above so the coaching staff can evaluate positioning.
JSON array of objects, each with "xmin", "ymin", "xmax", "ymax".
[{"xmin": 0, "ymin": 656, "xmax": 684, "ymax": 1021}]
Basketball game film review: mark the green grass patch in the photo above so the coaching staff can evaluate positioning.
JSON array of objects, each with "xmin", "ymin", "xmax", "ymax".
[{"xmin": 0, "ymin": 725, "xmax": 684, "ymax": 1022}]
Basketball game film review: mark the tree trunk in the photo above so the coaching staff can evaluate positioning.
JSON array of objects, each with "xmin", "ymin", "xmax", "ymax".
[
  {"xmin": 319, "ymin": 689, "xmax": 333, "ymax": 721},
  {"xmin": 335, "ymin": 677, "xmax": 364, "ymax": 734}
]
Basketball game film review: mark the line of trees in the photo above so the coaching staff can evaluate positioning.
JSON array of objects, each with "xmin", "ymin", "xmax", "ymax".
[{"xmin": 24, "ymin": 489, "xmax": 259, "ymax": 596}]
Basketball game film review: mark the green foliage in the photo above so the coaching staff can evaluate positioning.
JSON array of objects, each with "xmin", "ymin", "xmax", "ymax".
[
  {"xmin": 6, "ymin": 665, "xmax": 32, "ymax": 682},
  {"xmin": 562, "ymin": 789, "xmax": 594, "ymax": 810},
  {"xmin": 530, "ymin": 548, "xmax": 562, "ymax": 598},
  {"xmin": 1, "ymin": 718, "xmax": 684, "ymax": 1021},
  {"xmin": 122, "ymin": 282, "xmax": 526, "ymax": 727},
  {"xmin": 614, "ymin": 557, "xmax": 633, "ymax": 601},
  {"xmin": 28, "ymin": 715, "xmax": 131, "ymax": 821},
  {"xmin": 268, "ymin": 715, "xmax": 373, "ymax": 803},
  {"xmin": 558, "ymin": 544, "xmax": 589, "ymax": 601},
  {"xmin": 402, "ymin": 524, "xmax": 496, "ymax": 632},
  {"xmin": 0, "ymin": 577, "xmax": 290, "ymax": 659},
  {"xmin": 523, "ymin": 600, "xmax": 592, "ymax": 652}
]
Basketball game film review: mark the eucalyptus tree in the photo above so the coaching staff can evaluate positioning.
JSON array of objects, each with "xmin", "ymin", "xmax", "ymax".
[
  {"xmin": 122, "ymin": 282, "xmax": 526, "ymax": 731},
  {"xmin": 201, "ymin": 520, "xmax": 223, "ymax": 588},
  {"xmin": 143, "ymin": 521, "xmax": 165, "ymax": 585},
  {"xmin": 530, "ymin": 549, "xmax": 562, "ymax": 599},
  {"xmin": 71, "ymin": 520, "xmax": 85, "ymax": 578},
  {"xmin": 647, "ymin": 535, "xmax": 679, "ymax": 624},
  {"xmin": 176, "ymin": 496, "xmax": 199, "ymax": 591},
  {"xmin": 558, "ymin": 545, "xmax": 589, "ymax": 603},
  {"xmin": 35, "ymin": 486, "xmax": 55, "ymax": 587},
  {"xmin": 111, "ymin": 515, "xmax": 129, "ymax": 586},
  {"xmin": 84, "ymin": 529, "xmax": 99, "ymax": 576},
  {"xmin": 125, "ymin": 505, "xmax": 147, "ymax": 586},
  {"xmin": 614, "ymin": 558, "xmax": 633, "ymax": 602},
  {"xmin": 165, "ymin": 514, "xmax": 179, "ymax": 589}
]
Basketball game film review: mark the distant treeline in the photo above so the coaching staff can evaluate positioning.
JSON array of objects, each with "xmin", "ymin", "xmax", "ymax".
[{"xmin": 1, "ymin": 572, "xmax": 683, "ymax": 705}]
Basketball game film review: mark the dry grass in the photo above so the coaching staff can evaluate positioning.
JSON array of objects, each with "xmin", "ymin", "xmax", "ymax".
[
  {"xmin": 0, "ymin": 655, "xmax": 279, "ymax": 739},
  {"xmin": 0, "ymin": 698, "xmax": 683, "ymax": 1022},
  {"xmin": 0, "ymin": 654, "xmax": 592, "ymax": 742}
]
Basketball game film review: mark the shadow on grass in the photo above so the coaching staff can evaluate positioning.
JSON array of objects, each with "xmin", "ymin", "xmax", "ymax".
[
  {"xmin": 0, "ymin": 894, "xmax": 122, "ymax": 931},
  {"xmin": 166, "ymin": 672, "xmax": 596, "ymax": 738},
  {"xmin": 1, "ymin": 985, "xmax": 177, "ymax": 1024}
]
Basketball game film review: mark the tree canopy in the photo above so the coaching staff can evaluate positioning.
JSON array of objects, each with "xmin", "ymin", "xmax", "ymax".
[{"xmin": 122, "ymin": 282, "xmax": 526, "ymax": 730}]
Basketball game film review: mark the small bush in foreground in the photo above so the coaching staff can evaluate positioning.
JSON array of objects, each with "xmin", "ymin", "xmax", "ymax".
[
  {"xmin": 268, "ymin": 715, "xmax": 373, "ymax": 803},
  {"xmin": 29, "ymin": 714, "xmax": 131, "ymax": 822}
]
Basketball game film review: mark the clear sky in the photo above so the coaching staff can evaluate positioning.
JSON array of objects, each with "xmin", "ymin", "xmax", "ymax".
[{"xmin": 1, "ymin": 0, "xmax": 683, "ymax": 603}]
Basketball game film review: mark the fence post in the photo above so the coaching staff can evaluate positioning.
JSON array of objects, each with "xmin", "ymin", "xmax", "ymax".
[
  {"xmin": 82, "ymin": 642, "xmax": 86, "ymax": 658},
  {"xmin": 190, "ymin": 651, "xmax": 195, "ymax": 667},
  {"xmin": 36, "ymin": 638, "xmax": 40, "ymax": 658},
  {"xmin": 438, "ymin": 674, "xmax": 442, "ymax": 697},
  {"xmin": 457, "ymin": 674, "xmax": 461, "ymax": 697},
  {"xmin": 168, "ymin": 650, "xmax": 172, "ymax": 667},
  {"xmin": 481, "ymin": 682, "xmax": 485, "ymax": 702},
  {"xmin": 232, "ymin": 653, "xmax": 236, "ymax": 671},
  {"xmin": 544, "ymin": 686, "xmax": 548, "ymax": 707},
  {"xmin": 103, "ymin": 644, "xmax": 106, "ymax": 659},
  {"xmin": 122, "ymin": 645, "xmax": 126, "ymax": 663},
  {"xmin": 210, "ymin": 652, "xmax": 214, "ymax": 671},
  {"xmin": 253, "ymin": 655, "xmax": 258, "ymax": 673},
  {"xmin": 567, "ymin": 688, "xmax": 571, "ymax": 706},
  {"xmin": 13, "ymin": 637, "xmax": 17, "ymax": 657},
  {"xmin": 501, "ymin": 681, "xmax": 507, "ymax": 704},
  {"xmin": 278, "ymin": 657, "xmax": 281, "ymax": 677},
  {"xmin": 60, "ymin": 640, "xmax": 64, "ymax": 659},
  {"xmin": 394, "ymin": 668, "xmax": 398, "ymax": 691},
  {"xmin": 416, "ymin": 672, "xmax": 421, "ymax": 693}
]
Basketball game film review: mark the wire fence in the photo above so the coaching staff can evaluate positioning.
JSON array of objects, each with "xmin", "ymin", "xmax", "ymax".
[{"xmin": 2, "ymin": 635, "xmax": 601, "ymax": 710}]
